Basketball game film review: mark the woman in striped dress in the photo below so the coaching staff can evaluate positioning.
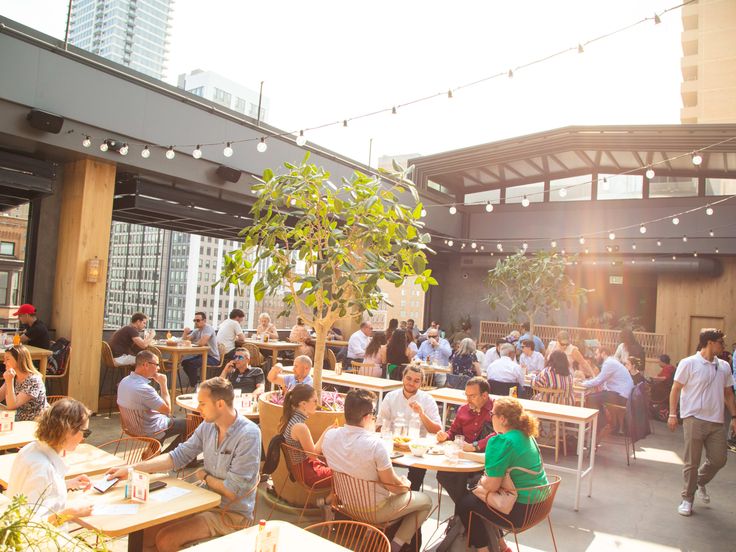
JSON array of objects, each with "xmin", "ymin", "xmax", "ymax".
[{"xmin": 531, "ymin": 350, "xmax": 575, "ymax": 406}]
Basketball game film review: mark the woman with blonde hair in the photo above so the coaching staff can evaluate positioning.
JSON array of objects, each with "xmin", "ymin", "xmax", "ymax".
[
  {"xmin": 8, "ymin": 398, "xmax": 94, "ymax": 524},
  {"xmin": 455, "ymin": 397, "xmax": 548, "ymax": 552},
  {"xmin": 289, "ymin": 317, "xmax": 315, "ymax": 359},
  {"xmin": 545, "ymin": 330, "xmax": 596, "ymax": 378},
  {"xmin": 1, "ymin": 344, "xmax": 48, "ymax": 420}
]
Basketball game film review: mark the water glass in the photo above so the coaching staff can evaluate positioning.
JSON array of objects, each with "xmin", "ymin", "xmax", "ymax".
[
  {"xmin": 454, "ymin": 435, "xmax": 465, "ymax": 450},
  {"xmin": 381, "ymin": 427, "xmax": 394, "ymax": 454},
  {"xmin": 233, "ymin": 388, "xmax": 242, "ymax": 398},
  {"xmin": 444, "ymin": 442, "xmax": 459, "ymax": 464}
]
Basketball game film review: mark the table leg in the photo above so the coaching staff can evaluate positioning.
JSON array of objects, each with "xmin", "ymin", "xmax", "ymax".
[
  {"xmin": 127, "ymin": 529, "xmax": 144, "ymax": 552},
  {"xmin": 201, "ymin": 351, "xmax": 208, "ymax": 383},
  {"xmin": 39, "ymin": 356, "xmax": 48, "ymax": 379},
  {"xmin": 377, "ymin": 391, "xmax": 384, "ymax": 411},
  {"xmin": 272, "ymin": 350, "xmax": 278, "ymax": 366},
  {"xmin": 588, "ymin": 415, "xmax": 598, "ymax": 498},
  {"xmin": 170, "ymin": 352, "xmax": 180, "ymax": 399},
  {"xmin": 574, "ymin": 420, "xmax": 585, "ymax": 511}
]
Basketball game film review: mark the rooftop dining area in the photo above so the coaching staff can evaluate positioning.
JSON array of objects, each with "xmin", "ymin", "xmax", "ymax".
[{"xmin": 1, "ymin": 13, "xmax": 736, "ymax": 552}]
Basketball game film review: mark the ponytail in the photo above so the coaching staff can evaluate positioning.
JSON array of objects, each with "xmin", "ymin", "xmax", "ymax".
[{"xmin": 278, "ymin": 384, "xmax": 315, "ymax": 434}]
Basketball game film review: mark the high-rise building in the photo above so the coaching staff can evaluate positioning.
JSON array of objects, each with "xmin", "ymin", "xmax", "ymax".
[
  {"xmin": 0, "ymin": 205, "xmax": 28, "ymax": 327},
  {"xmin": 67, "ymin": 0, "xmax": 173, "ymax": 80},
  {"xmin": 680, "ymin": 0, "xmax": 736, "ymax": 123},
  {"xmin": 178, "ymin": 70, "xmax": 270, "ymax": 122}
]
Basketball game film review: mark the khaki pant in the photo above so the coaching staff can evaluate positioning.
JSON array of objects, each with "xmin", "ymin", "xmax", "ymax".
[
  {"xmin": 681, "ymin": 416, "xmax": 728, "ymax": 502},
  {"xmin": 373, "ymin": 491, "xmax": 432, "ymax": 544}
]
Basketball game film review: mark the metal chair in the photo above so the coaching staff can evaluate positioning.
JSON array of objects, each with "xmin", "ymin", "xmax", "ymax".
[
  {"xmin": 467, "ymin": 474, "xmax": 561, "ymax": 552},
  {"xmin": 98, "ymin": 436, "xmax": 162, "ymax": 463},
  {"xmin": 100, "ymin": 341, "xmax": 135, "ymax": 416},
  {"xmin": 44, "ymin": 340, "xmax": 71, "ymax": 395},
  {"xmin": 272, "ymin": 442, "xmax": 332, "ymax": 524},
  {"xmin": 305, "ymin": 520, "xmax": 390, "ymax": 552}
]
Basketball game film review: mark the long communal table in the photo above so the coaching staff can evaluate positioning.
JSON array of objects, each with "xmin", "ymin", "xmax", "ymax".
[
  {"xmin": 0, "ymin": 421, "xmax": 37, "ymax": 451},
  {"xmin": 428, "ymin": 387, "xmax": 598, "ymax": 511}
]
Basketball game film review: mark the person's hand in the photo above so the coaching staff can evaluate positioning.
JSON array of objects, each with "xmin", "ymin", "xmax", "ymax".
[
  {"xmin": 195, "ymin": 469, "xmax": 208, "ymax": 482},
  {"xmin": 436, "ymin": 430, "xmax": 449, "ymax": 442},
  {"xmin": 462, "ymin": 443, "xmax": 477, "ymax": 452},
  {"xmin": 408, "ymin": 400, "xmax": 424, "ymax": 415},
  {"xmin": 106, "ymin": 466, "xmax": 129, "ymax": 480},
  {"xmin": 272, "ymin": 363, "xmax": 283, "ymax": 373},
  {"xmin": 65, "ymin": 502, "xmax": 94, "ymax": 518},
  {"xmin": 66, "ymin": 474, "xmax": 92, "ymax": 491},
  {"xmin": 3, "ymin": 368, "xmax": 15, "ymax": 383},
  {"xmin": 153, "ymin": 372, "xmax": 167, "ymax": 387},
  {"xmin": 667, "ymin": 416, "xmax": 678, "ymax": 432},
  {"xmin": 183, "ymin": 327, "xmax": 191, "ymax": 335},
  {"xmin": 226, "ymin": 361, "xmax": 236, "ymax": 373}
]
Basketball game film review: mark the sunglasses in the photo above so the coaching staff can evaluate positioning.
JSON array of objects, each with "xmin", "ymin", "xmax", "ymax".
[
  {"xmin": 82, "ymin": 429, "xmax": 92, "ymax": 439},
  {"xmin": 233, "ymin": 355, "xmax": 246, "ymax": 361},
  {"xmin": 193, "ymin": 318, "xmax": 203, "ymax": 322}
]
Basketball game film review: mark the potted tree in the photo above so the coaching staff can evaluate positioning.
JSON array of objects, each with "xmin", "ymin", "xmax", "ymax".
[{"xmin": 219, "ymin": 154, "xmax": 436, "ymax": 506}]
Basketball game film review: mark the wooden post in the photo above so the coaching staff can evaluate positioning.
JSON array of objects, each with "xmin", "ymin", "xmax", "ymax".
[{"xmin": 51, "ymin": 159, "xmax": 116, "ymax": 412}]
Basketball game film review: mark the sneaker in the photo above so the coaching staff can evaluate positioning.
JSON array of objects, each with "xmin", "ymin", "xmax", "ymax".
[
  {"xmin": 696, "ymin": 485, "xmax": 710, "ymax": 504},
  {"xmin": 678, "ymin": 500, "xmax": 693, "ymax": 516},
  {"xmin": 728, "ymin": 442, "xmax": 736, "ymax": 453}
]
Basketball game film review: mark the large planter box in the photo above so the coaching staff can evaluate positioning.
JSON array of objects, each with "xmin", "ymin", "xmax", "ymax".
[{"xmin": 258, "ymin": 391, "xmax": 344, "ymax": 507}]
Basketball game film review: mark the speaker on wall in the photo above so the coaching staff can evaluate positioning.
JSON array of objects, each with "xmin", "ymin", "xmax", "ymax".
[
  {"xmin": 216, "ymin": 165, "xmax": 241, "ymax": 183},
  {"xmin": 26, "ymin": 109, "xmax": 64, "ymax": 134}
]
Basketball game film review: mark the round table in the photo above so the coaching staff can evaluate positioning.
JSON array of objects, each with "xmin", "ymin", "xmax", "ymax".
[{"xmin": 175, "ymin": 393, "xmax": 260, "ymax": 420}]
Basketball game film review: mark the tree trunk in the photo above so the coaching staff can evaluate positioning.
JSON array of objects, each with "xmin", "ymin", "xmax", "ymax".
[
  {"xmin": 312, "ymin": 321, "xmax": 328, "ymax": 405},
  {"xmin": 528, "ymin": 315, "xmax": 535, "ymax": 336}
]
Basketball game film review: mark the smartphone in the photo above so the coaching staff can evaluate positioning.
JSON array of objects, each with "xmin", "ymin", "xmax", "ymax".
[
  {"xmin": 149, "ymin": 481, "xmax": 168, "ymax": 492},
  {"xmin": 93, "ymin": 477, "xmax": 119, "ymax": 494}
]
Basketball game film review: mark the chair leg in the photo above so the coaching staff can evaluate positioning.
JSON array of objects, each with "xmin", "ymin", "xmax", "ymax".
[
  {"xmin": 562, "ymin": 422, "xmax": 568, "ymax": 457},
  {"xmin": 554, "ymin": 420, "xmax": 559, "ymax": 463},
  {"xmin": 547, "ymin": 515, "xmax": 558, "ymax": 552},
  {"xmin": 514, "ymin": 533, "xmax": 521, "ymax": 552}
]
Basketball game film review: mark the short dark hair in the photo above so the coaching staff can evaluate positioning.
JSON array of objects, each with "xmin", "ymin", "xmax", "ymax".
[
  {"xmin": 229, "ymin": 309, "xmax": 245, "ymax": 319},
  {"xmin": 466, "ymin": 376, "xmax": 490, "ymax": 395},
  {"xmin": 407, "ymin": 319, "xmax": 415, "ymax": 324},
  {"xmin": 659, "ymin": 354, "xmax": 671, "ymax": 364},
  {"xmin": 135, "ymin": 349, "xmax": 157, "ymax": 366},
  {"xmin": 344, "ymin": 389, "xmax": 376, "ymax": 425},
  {"xmin": 522, "ymin": 322, "xmax": 530, "ymax": 332},
  {"xmin": 698, "ymin": 329, "xmax": 724, "ymax": 350},
  {"xmin": 360, "ymin": 321, "xmax": 372, "ymax": 329},
  {"xmin": 200, "ymin": 377, "xmax": 234, "ymax": 406},
  {"xmin": 521, "ymin": 339, "xmax": 534, "ymax": 350},
  {"xmin": 131, "ymin": 312, "xmax": 147, "ymax": 324},
  {"xmin": 195, "ymin": 311, "xmax": 207, "ymax": 320}
]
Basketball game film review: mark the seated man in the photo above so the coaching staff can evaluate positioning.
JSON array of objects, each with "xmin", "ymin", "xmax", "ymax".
[
  {"xmin": 346, "ymin": 321, "xmax": 373, "ymax": 366},
  {"xmin": 108, "ymin": 312, "xmax": 155, "ymax": 367},
  {"xmin": 323, "ymin": 389, "xmax": 432, "ymax": 552},
  {"xmin": 15, "ymin": 303, "xmax": 51, "ymax": 350},
  {"xmin": 107, "ymin": 377, "xmax": 261, "ymax": 552},
  {"xmin": 518, "ymin": 339, "xmax": 545, "ymax": 375},
  {"xmin": 436, "ymin": 376, "xmax": 495, "ymax": 505},
  {"xmin": 416, "ymin": 327, "xmax": 452, "ymax": 386},
  {"xmin": 267, "ymin": 355, "xmax": 313, "ymax": 392},
  {"xmin": 181, "ymin": 312, "xmax": 220, "ymax": 387},
  {"xmin": 486, "ymin": 343, "xmax": 525, "ymax": 394},
  {"xmin": 515, "ymin": 322, "xmax": 545, "ymax": 355},
  {"xmin": 581, "ymin": 347, "xmax": 634, "ymax": 432},
  {"xmin": 219, "ymin": 347, "xmax": 264, "ymax": 396},
  {"xmin": 217, "ymin": 309, "xmax": 246, "ymax": 363},
  {"xmin": 117, "ymin": 350, "xmax": 187, "ymax": 453},
  {"xmin": 377, "ymin": 365, "xmax": 442, "ymax": 492}
]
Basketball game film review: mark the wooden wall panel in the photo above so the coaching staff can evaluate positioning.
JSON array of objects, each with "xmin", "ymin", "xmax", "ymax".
[
  {"xmin": 656, "ymin": 258, "xmax": 736, "ymax": 364},
  {"xmin": 51, "ymin": 159, "xmax": 115, "ymax": 412}
]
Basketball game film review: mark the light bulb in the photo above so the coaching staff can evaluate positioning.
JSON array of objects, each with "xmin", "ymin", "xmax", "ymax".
[
  {"xmin": 692, "ymin": 153, "xmax": 703, "ymax": 166},
  {"xmin": 646, "ymin": 168, "xmax": 655, "ymax": 179},
  {"xmin": 141, "ymin": 146, "xmax": 151, "ymax": 158},
  {"xmin": 447, "ymin": 240, "xmax": 453, "ymax": 247},
  {"xmin": 392, "ymin": 106, "xmax": 397, "ymax": 115},
  {"xmin": 558, "ymin": 187, "xmax": 568, "ymax": 198},
  {"xmin": 165, "ymin": 147, "xmax": 175, "ymax": 160},
  {"xmin": 99, "ymin": 141, "xmax": 109, "ymax": 152},
  {"xmin": 521, "ymin": 196, "xmax": 530, "ymax": 207},
  {"xmin": 561, "ymin": 249, "xmax": 566, "ymax": 255},
  {"xmin": 449, "ymin": 205, "xmax": 457, "ymax": 215},
  {"xmin": 639, "ymin": 225, "xmax": 647, "ymax": 234},
  {"xmin": 343, "ymin": 120, "xmax": 348, "ymax": 127},
  {"xmin": 480, "ymin": 245, "xmax": 484, "ymax": 250},
  {"xmin": 632, "ymin": 244, "xmax": 637, "ymax": 250},
  {"xmin": 672, "ymin": 217, "xmax": 679, "ymax": 225},
  {"xmin": 119, "ymin": 143, "xmax": 129, "ymax": 156},
  {"xmin": 296, "ymin": 131, "xmax": 307, "ymax": 147},
  {"xmin": 608, "ymin": 232, "xmax": 616, "ymax": 240},
  {"xmin": 257, "ymin": 138, "xmax": 268, "ymax": 153},
  {"xmin": 651, "ymin": 258, "xmax": 655, "ymax": 262},
  {"xmin": 578, "ymin": 237, "xmax": 585, "ymax": 245},
  {"xmin": 601, "ymin": 178, "xmax": 610, "ymax": 191},
  {"xmin": 657, "ymin": 240, "xmax": 662, "ymax": 247},
  {"xmin": 682, "ymin": 235, "xmax": 688, "ymax": 242},
  {"xmin": 551, "ymin": 240, "xmax": 557, "ymax": 248},
  {"xmin": 497, "ymin": 243, "xmax": 503, "ymax": 251},
  {"xmin": 82, "ymin": 135, "xmax": 92, "ymax": 148},
  {"xmin": 709, "ymin": 229, "xmax": 714, "ymax": 237},
  {"xmin": 715, "ymin": 248, "xmax": 719, "ymax": 253},
  {"xmin": 522, "ymin": 242, "xmax": 528, "ymax": 250},
  {"xmin": 672, "ymin": 255, "xmax": 677, "ymax": 260},
  {"xmin": 584, "ymin": 248, "xmax": 589, "ymax": 254},
  {"xmin": 420, "ymin": 209, "xmax": 427, "ymax": 218},
  {"xmin": 485, "ymin": 202, "xmax": 493, "ymax": 213},
  {"xmin": 461, "ymin": 243, "xmax": 466, "ymax": 249},
  {"xmin": 706, "ymin": 205, "xmax": 713, "ymax": 216},
  {"xmin": 192, "ymin": 145, "xmax": 202, "ymax": 159},
  {"xmin": 471, "ymin": 242, "xmax": 477, "ymax": 249},
  {"xmin": 223, "ymin": 142, "xmax": 233, "ymax": 157},
  {"xmin": 693, "ymin": 252, "xmax": 698, "ymax": 257}
]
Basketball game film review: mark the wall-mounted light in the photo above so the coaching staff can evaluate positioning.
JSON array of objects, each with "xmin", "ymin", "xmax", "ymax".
[{"xmin": 86, "ymin": 257, "xmax": 101, "ymax": 283}]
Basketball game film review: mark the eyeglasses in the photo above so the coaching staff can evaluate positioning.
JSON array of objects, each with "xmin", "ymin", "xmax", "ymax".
[
  {"xmin": 82, "ymin": 429, "xmax": 92, "ymax": 439},
  {"xmin": 193, "ymin": 318, "xmax": 203, "ymax": 322},
  {"xmin": 233, "ymin": 355, "xmax": 246, "ymax": 361},
  {"xmin": 490, "ymin": 412, "xmax": 496, "ymax": 417},
  {"xmin": 147, "ymin": 361, "xmax": 160, "ymax": 367}
]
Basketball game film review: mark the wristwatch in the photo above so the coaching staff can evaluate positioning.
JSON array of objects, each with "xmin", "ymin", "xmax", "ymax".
[{"xmin": 473, "ymin": 441, "xmax": 479, "ymax": 451}]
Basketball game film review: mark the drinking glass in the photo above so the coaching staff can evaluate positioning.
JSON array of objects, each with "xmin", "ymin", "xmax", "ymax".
[
  {"xmin": 444, "ymin": 442, "xmax": 459, "ymax": 464},
  {"xmin": 381, "ymin": 426, "xmax": 394, "ymax": 454},
  {"xmin": 233, "ymin": 388, "xmax": 242, "ymax": 398},
  {"xmin": 454, "ymin": 435, "xmax": 465, "ymax": 450}
]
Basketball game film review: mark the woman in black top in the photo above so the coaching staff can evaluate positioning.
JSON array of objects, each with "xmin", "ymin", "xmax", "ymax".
[{"xmin": 386, "ymin": 328, "xmax": 410, "ymax": 380}]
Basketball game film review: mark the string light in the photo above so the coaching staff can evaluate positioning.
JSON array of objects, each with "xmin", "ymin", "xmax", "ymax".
[
  {"xmin": 223, "ymin": 142, "xmax": 234, "ymax": 157},
  {"xmin": 420, "ymin": 209, "xmax": 427, "ymax": 218},
  {"xmin": 651, "ymin": 258, "xmax": 655, "ymax": 262},
  {"xmin": 715, "ymin": 248, "xmax": 720, "ymax": 253},
  {"xmin": 550, "ymin": 240, "xmax": 557, "ymax": 248},
  {"xmin": 391, "ymin": 106, "xmax": 397, "ymax": 115},
  {"xmin": 654, "ymin": 13, "xmax": 662, "ymax": 24},
  {"xmin": 119, "ymin": 143, "xmax": 129, "ymax": 156},
  {"xmin": 257, "ymin": 138, "xmax": 268, "ymax": 153},
  {"xmin": 485, "ymin": 202, "xmax": 494, "ymax": 213},
  {"xmin": 82, "ymin": 135, "xmax": 91, "ymax": 148},
  {"xmin": 657, "ymin": 240, "xmax": 662, "ymax": 246},
  {"xmin": 709, "ymin": 229, "xmax": 714, "ymax": 237},
  {"xmin": 639, "ymin": 225, "xmax": 647, "ymax": 234},
  {"xmin": 584, "ymin": 248, "xmax": 589, "ymax": 254},
  {"xmin": 578, "ymin": 236, "xmax": 585, "ymax": 245},
  {"xmin": 522, "ymin": 242, "xmax": 528, "ymax": 250},
  {"xmin": 508, "ymin": 69, "xmax": 514, "ymax": 78},
  {"xmin": 521, "ymin": 196, "xmax": 530, "ymax": 207},
  {"xmin": 447, "ymin": 240, "xmax": 453, "ymax": 247},
  {"xmin": 449, "ymin": 205, "xmax": 457, "ymax": 215},
  {"xmin": 447, "ymin": 90, "xmax": 453, "ymax": 99},
  {"xmin": 99, "ymin": 141, "xmax": 108, "ymax": 152},
  {"xmin": 672, "ymin": 255, "xmax": 677, "ymax": 260},
  {"xmin": 558, "ymin": 187, "xmax": 568, "ymax": 198},
  {"xmin": 165, "ymin": 146, "xmax": 175, "ymax": 160},
  {"xmin": 632, "ymin": 243, "xmax": 637, "ymax": 250},
  {"xmin": 471, "ymin": 242, "xmax": 477, "ymax": 249},
  {"xmin": 682, "ymin": 235, "xmax": 688, "ymax": 242},
  {"xmin": 192, "ymin": 145, "xmax": 202, "ymax": 159},
  {"xmin": 672, "ymin": 217, "xmax": 679, "ymax": 225},
  {"xmin": 645, "ymin": 168, "xmax": 655, "ymax": 179},
  {"xmin": 141, "ymin": 146, "xmax": 151, "ymax": 158},
  {"xmin": 497, "ymin": 243, "xmax": 503, "ymax": 251},
  {"xmin": 343, "ymin": 120, "xmax": 348, "ymax": 127},
  {"xmin": 705, "ymin": 205, "xmax": 713, "ymax": 215},
  {"xmin": 601, "ymin": 178, "xmax": 610, "ymax": 191},
  {"xmin": 296, "ymin": 131, "xmax": 307, "ymax": 147},
  {"xmin": 577, "ymin": 43, "xmax": 584, "ymax": 54},
  {"xmin": 693, "ymin": 252, "xmax": 698, "ymax": 257},
  {"xmin": 692, "ymin": 153, "xmax": 703, "ymax": 166},
  {"xmin": 608, "ymin": 231, "xmax": 616, "ymax": 240}
]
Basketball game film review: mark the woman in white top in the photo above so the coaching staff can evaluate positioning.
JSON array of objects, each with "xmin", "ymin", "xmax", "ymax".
[
  {"xmin": 361, "ymin": 333, "xmax": 386, "ymax": 377},
  {"xmin": 545, "ymin": 331, "xmax": 596, "ymax": 378},
  {"xmin": 7, "ymin": 398, "xmax": 93, "ymax": 524},
  {"xmin": 255, "ymin": 313, "xmax": 279, "ymax": 340}
]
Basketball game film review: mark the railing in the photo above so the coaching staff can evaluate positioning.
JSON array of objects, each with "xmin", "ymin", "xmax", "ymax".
[{"xmin": 478, "ymin": 321, "xmax": 666, "ymax": 360}]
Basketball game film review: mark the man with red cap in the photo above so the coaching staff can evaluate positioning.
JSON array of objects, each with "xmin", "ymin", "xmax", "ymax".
[{"xmin": 14, "ymin": 304, "xmax": 51, "ymax": 350}]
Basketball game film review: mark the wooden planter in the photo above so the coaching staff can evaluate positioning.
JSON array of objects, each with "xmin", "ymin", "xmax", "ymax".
[{"xmin": 258, "ymin": 391, "xmax": 344, "ymax": 507}]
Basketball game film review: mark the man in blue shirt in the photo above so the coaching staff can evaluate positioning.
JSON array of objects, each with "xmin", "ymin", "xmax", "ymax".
[
  {"xmin": 582, "ymin": 347, "xmax": 634, "ymax": 432},
  {"xmin": 515, "ymin": 322, "xmax": 545, "ymax": 354},
  {"xmin": 107, "ymin": 376, "xmax": 261, "ymax": 551},
  {"xmin": 416, "ymin": 327, "xmax": 452, "ymax": 387},
  {"xmin": 267, "ymin": 355, "xmax": 314, "ymax": 391}
]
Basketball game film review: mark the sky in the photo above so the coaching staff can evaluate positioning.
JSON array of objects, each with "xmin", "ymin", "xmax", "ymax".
[{"xmin": 1, "ymin": 0, "xmax": 685, "ymax": 166}]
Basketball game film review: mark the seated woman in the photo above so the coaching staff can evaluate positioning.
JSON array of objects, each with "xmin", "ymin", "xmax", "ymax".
[
  {"xmin": 451, "ymin": 338, "xmax": 482, "ymax": 378},
  {"xmin": 456, "ymin": 397, "xmax": 548, "ymax": 552},
  {"xmin": 625, "ymin": 356, "xmax": 646, "ymax": 385},
  {"xmin": 361, "ymin": 333, "xmax": 386, "ymax": 378},
  {"xmin": 255, "ymin": 312, "xmax": 279, "ymax": 340},
  {"xmin": 406, "ymin": 330, "xmax": 418, "ymax": 361},
  {"xmin": 289, "ymin": 317, "xmax": 315, "ymax": 359},
  {"xmin": 279, "ymin": 384, "xmax": 333, "ymax": 488},
  {"xmin": 1, "ymin": 345, "xmax": 48, "ymax": 421},
  {"xmin": 546, "ymin": 330, "xmax": 596, "ymax": 378},
  {"xmin": 386, "ymin": 328, "xmax": 410, "ymax": 380},
  {"xmin": 7, "ymin": 398, "xmax": 94, "ymax": 525},
  {"xmin": 531, "ymin": 350, "xmax": 575, "ymax": 406}
]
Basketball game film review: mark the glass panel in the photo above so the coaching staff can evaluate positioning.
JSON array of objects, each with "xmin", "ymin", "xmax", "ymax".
[
  {"xmin": 464, "ymin": 189, "xmax": 500, "ymax": 206},
  {"xmin": 427, "ymin": 179, "xmax": 451, "ymax": 196},
  {"xmin": 0, "ymin": 272, "xmax": 7, "ymax": 305},
  {"xmin": 649, "ymin": 176, "xmax": 698, "ymax": 198},
  {"xmin": 705, "ymin": 178, "xmax": 736, "ymax": 196},
  {"xmin": 0, "ymin": 242, "xmax": 14, "ymax": 255},
  {"xmin": 550, "ymin": 175, "xmax": 592, "ymax": 202},
  {"xmin": 597, "ymin": 174, "xmax": 643, "ymax": 200},
  {"xmin": 505, "ymin": 182, "xmax": 544, "ymax": 204}
]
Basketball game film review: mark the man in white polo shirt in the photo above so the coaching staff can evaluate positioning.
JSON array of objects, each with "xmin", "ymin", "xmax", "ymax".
[
  {"xmin": 669, "ymin": 329, "xmax": 736, "ymax": 516},
  {"xmin": 377, "ymin": 365, "xmax": 442, "ymax": 492},
  {"xmin": 346, "ymin": 321, "xmax": 373, "ymax": 366},
  {"xmin": 323, "ymin": 389, "xmax": 431, "ymax": 552}
]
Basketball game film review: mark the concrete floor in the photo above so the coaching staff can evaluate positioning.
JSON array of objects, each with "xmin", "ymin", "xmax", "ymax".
[{"xmin": 87, "ymin": 410, "xmax": 736, "ymax": 552}]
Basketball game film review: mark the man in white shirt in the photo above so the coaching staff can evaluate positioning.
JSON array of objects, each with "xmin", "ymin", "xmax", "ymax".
[
  {"xmin": 668, "ymin": 329, "xmax": 736, "ymax": 516},
  {"xmin": 581, "ymin": 347, "xmax": 634, "ymax": 432},
  {"xmin": 217, "ymin": 309, "xmax": 246, "ymax": 363},
  {"xmin": 346, "ymin": 321, "xmax": 373, "ymax": 365},
  {"xmin": 486, "ymin": 343, "xmax": 525, "ymax": 389},
  {"xmin": 482, "ymin": 338, "xmax": 507, "ymax": 372},
  {"xmin": 518, "ymin": 339, "xmax": 545, "ymax": 375},
  {"xmin": 377, "ymin": 365, "xmax": 442, "ymax": 492},
  {"xmin": 323, "ymin": 389, "xmax": 431, "ymax": 552}
]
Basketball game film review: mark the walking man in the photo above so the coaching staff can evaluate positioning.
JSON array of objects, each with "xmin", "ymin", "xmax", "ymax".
[{"xmin": 669, "ymin": 329, "xmax": 736, "ymax": 516}]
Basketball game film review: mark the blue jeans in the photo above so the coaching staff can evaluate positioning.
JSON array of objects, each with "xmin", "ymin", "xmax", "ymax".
[{"xmin": 181, "ymin": 354, "xmax": 219, "ymax": 386}]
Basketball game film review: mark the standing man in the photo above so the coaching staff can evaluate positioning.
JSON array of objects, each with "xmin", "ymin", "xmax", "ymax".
[
  {"xmin": 181, "ymin": 312, "xmax": 220, "ymax": 387},
  {"xmin": 377, "ymin": 365, "xmax": 442, "ymax": 491},
  {"xmin": 14, "ymin": 304, "xmax": 51, "ymax": 350},
  {"xmin": 346, "ymin": 321, "xmax": 373, "ymax": 366},
  {"xmin": 268, "ymin": 356, "xmax": 314, "ymax": 391},
  {"xmin": 581, "ymin": 347, "xmax": 634, "ymax": 432},
  {"xmin": 107, "ymin": 377, "xmax": 261, "ymax": 552},
  {"xmin": 219, "ymin": 347, "xmax": 264, "ymax": 396},
  {"xmin": 117, "ymin": 350, "xmax": 187, "ymax": 453},
  {"xmin": 669, "ymin": 329, "xmax": 736, "ymax": 516},
  {"xmin": 217, "ymin": 309, "xmax": 246, "ymax": 363},
  {"xmin": 108, "ymin": 312, "xmax": 155, "ymax": 366}
]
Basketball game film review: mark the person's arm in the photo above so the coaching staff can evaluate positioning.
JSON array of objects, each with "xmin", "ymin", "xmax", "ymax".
[
  {"xmin": 724, "ymin": 385, "xmax": 736, "ymax": 435},
  {"xmin": 409, "ymin": 398, "xmax": 442, "ymax": 434},
  {"xmin": 573, "ymin": 347, "xmax": 596, "ymax": 377},
  {"xmin": 2, "ymin": 370, "xmax": 33, "ymax": 409},
  {"xmin": 195, "ymin": 330, "xmax": 211, "ymax": 347},
  {"xmin": 477, "ymin": 475, "xmax": 504, "ymax": 493},
  {"xmin": 581, "ymin": 358, "xmax": 609, "ymax": 388},
  {"xmin": 438, "ymin": 407, "xmax": 462, "ymax": 442},
  {"xmin": 668, "ymin": 381, "xmax": 684, "ymax": 431},
  {"xmin": 200, "ymin": 424, "xmax": 260, "ymax": 502},
  {"xmin": 314, "ymin": 422, "xmax": 338, "ymax": 454},
  {"xmin": 267, "ymin": 362, "xmax": 286, "ymax": 386},
  {"xmin": 107, "ymin": 452, "xmax": 176, "ymax": 480},
  {"xmin": 438, "ymin": 339, "xmax": 452, "ymax": 360},
  {"xmin": 268, "ymin": 324, "xmax": 279, "ymax": 340},
  {"xmin": 220, "ymin": 361, "xmax": 235, "ymax": 379},
  {"xmin": 377, "ymin": 466, "xmax": 410, "ymax": 494},
  {"xmin": 290, "ymin": 423, "xmax": 317, "ymax": 454},
  {"xmin": 182, "ymin": 326, "xmax": 192, "ymax": 339}
]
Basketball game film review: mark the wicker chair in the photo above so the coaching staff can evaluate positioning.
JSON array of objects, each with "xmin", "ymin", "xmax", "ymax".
[
  {"xmin": 272, "ymin": 442, "xmax": 332, "ymax": 524},
  {"xmin": 243, "ymin": 343, "xmax": 264, "ymax": 367},
  {"xmin": 467, "ymin": 475, "xmax": 561, "ymax": 552},
  {"xmin": 325, "ymin": 348, "xmax": 337, "ymax": 371},
  {"xmin": 305, "ymin": 520, "xmax": 390, "ymax": 552},
  {"xmin": 98, "ymin": 436, "xmax": 162, "ymax": 463},
  {"xmin": 147, "ymin": 345, "xmax": 185, "ymax": 393},
  {"xmin": 185, "ymin": 412, "xmax": 204, "ymax": 441},
  {"xmin": 118, "ymin": 405, "xmax": 167, "ymax": 443}
]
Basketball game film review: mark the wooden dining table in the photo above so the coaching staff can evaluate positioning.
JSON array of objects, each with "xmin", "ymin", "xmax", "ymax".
[
  {"xmin": 25, "ymin": 344, "xmax": 54, "ymax": 379},
  {"xmin": 0, "ymin": 420, "xmax": 37, "ymax": 451},
  {"xmin": 524, "ymin": 374, "xmax": 589, "ymax": 407},
  {"xmin": 243, "ymin": 338, "xmax": 298, "ymax": 364},
  {"xmin": 154, "ymin": 343, "xmax": 211, "ymax": 399},
  {"xmin": 176, "ymin": 393, "xmax": 260, "ymax": 420}
]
